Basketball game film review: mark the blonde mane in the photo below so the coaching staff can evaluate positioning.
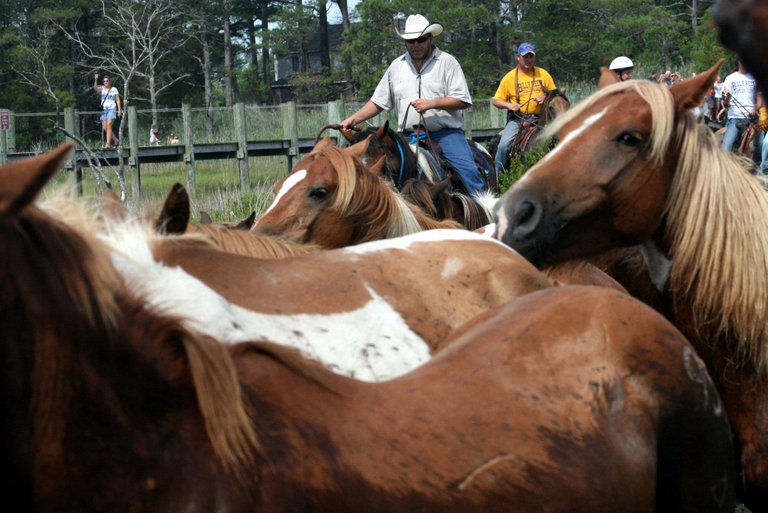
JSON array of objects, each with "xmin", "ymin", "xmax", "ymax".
[
  {"xmin": 547, "ymin": 80, "xmax": 768, "ymax": 373},
  {"xmin": 187, "ymin": 222, "xmax": 321, "ymax": 258},
  {"xmin": 314, "ymin": 144, "xmax": 459, "ymax": 242}
]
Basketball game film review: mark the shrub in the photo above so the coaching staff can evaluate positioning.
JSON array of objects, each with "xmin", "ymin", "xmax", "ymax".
[{"xmin": 498, "ymin": 136, "xmax": 557, "ymax": 194}]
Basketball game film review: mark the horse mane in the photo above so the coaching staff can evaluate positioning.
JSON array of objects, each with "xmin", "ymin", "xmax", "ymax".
[
  {"xmin": 187, "ymin": 222, "xmax": 320, "ymax": 258},
  {"xmin": 668, "ymin": 107, "xmax": 768, "ymax": 372},
  {"xmin": 313, "ymin": 144, "xmax": 460, "ymax": 241},
  {"xmin": 401, "ymin": 177, "xmax": 493, "ymax": 230},
  {"xmin": 546, "ymin": 80, "xmax": 768, "ymax": 373},
  {"xmin": 29, "ymin": 195, "xmax": 261, "ymax": 483}
]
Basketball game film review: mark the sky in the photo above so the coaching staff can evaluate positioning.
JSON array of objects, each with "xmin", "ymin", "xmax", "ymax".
[{"xmin": 328, "ymin": 0, "xmax": 361, "ymax": 24}]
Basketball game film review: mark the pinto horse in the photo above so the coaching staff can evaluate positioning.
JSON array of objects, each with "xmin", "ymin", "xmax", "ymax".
[
  {"xmin": 320, "ymin": 120, "xmax": 495, "ymax": 193},
  {"xmin": 251, "ymin": 138, "xmax": 465, "ymax": 248},
  {"xmin": 2, "ymin": 145, "xmax": 736, "ymax": 513},
  {"xmin": 494, "ymin": 60, "xmax": 768, "ymax": 510},
  {"xmin": 317, "ymin": 121, "xmax": 496, "ymax": 227}
]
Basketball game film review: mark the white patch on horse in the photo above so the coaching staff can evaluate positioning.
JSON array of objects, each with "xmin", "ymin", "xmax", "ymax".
[
  {"xmin": 257, "ymin": 169, "xmax": 307, "ymax": 219},
  {"xmin": 476, "ymin": 223, "xmax": 495, "ymax": 237},
  {"xmin": 442, "ymin": 257, "xmax": 464, "ymax": 279},
  {"xmin": 528, "ymin": 108, "xmax": 608, "ymax": 178},
  {"xmin": 99, "ymin": 222, "xmax": 430, "ymax": 382},
  {"xmin": 640, "ymin": 240, "xmax": 671, "ymax": 292},
  {"xmin": 342, "ymin": 228, "xmax": 515, "ymax": 256}
]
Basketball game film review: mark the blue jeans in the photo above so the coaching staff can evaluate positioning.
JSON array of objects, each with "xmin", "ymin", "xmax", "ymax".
[
  {"xmin": 494, "ymin": 115, "xmax": 536, "ymax": 174},
  {"xmin": 762, "ymin": 132, "xmax": 768, "ymax": 173},
  {"xmin": 426, "ymin": 128, "xmax": 485, "ymax": 194},
  {"xmin": 722, "ymin": 118, "xmax": 748, "ymax": 151}
]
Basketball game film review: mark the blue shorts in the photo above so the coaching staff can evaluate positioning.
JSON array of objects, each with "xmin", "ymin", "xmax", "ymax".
[{"xmin": 101, "ymin": 107, "xmax": 117, "ymax": 121}]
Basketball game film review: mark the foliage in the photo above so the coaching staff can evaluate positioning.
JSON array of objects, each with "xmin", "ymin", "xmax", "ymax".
[
  {"xmin": 0, "ymin": 0, "xmax": 733, "ymax": 147},
  {"xmin": 498, "ymin": 137, "xmax": 557, "ymax": 194}
]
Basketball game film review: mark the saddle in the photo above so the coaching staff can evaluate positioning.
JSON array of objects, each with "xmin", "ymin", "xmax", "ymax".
[
  {"xmin": 512, "ymin": 117, "xmax": 541, "ymax": 155},
  {"xmin": 409, "ymin": 126, "xmax": 492, "ymax": 194}
]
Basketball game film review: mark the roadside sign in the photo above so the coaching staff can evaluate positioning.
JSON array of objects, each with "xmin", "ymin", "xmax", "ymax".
[{"xmin": 0, "ymin": 109, "xmax": 9, "ymax": 130}]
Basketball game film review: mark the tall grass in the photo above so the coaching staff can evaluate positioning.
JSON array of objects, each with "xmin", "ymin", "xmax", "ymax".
[{"xmin": 46, "ymin": 156, "xmax": 286, "ymax": 223}]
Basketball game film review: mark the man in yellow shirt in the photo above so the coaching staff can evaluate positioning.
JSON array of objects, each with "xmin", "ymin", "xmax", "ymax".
[{"xmin": 492, "ymin": 42, "xmax": 556, "ymax": 177}]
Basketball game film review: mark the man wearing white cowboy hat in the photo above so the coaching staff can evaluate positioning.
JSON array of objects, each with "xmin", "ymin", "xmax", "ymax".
[{"xmin": 341, "ymin": 14, "xmax": 485, "ymax": 194}]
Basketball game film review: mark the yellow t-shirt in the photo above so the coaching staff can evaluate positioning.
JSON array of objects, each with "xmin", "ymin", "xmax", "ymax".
[{"xmin": 493, "ymin": 66, "xmax": 556, "ymax": 116}]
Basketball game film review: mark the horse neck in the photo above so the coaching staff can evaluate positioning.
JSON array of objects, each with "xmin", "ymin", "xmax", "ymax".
[{"xmin": 5, "ymin": 209, "xmax": 260, "ymax": 497}]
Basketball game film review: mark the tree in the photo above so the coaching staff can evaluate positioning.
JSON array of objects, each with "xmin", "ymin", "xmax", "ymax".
[
  {"xmin": 62, "ymin": 0, "xmax": 164, "ymax": 197},
  {"xmin": 132, "ymin": 0, "xmax": 190, "ymax": 127}
]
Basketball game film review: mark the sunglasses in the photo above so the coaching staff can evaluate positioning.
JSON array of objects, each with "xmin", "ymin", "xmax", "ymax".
[{"xmin": 405, "ymin": 36, "xmax": 430, "ymax": 45}]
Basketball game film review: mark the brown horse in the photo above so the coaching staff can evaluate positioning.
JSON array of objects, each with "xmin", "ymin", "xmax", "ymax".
[
  {"xmin": 494, "ymin": 60, "xmax": 768, "ymax": 510},
  {"xmin": 2, "ymin": 146, "xmax": 736, "ymax": 512},
  {"xmin": 155, "ymin": 182, "xmax": 319, "ymax": 258},
  {"xmin": 251, "ymin": 138, "xmax": 464, "ymax": 248},
  {"xmin": 319, "ymin": 119, "xmax": 496, "ymax": 193}
]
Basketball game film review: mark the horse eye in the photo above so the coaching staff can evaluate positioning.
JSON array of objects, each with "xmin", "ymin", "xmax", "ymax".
[
  {"xmin": 309, "ymin": 186, "xmax": 329, "ymax": 201},
  {"xmin": 617, "ymin": 132, "xmax": 643, "ymax": 148}
]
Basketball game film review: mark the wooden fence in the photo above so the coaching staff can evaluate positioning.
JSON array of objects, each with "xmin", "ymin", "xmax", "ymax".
[{"xmin": 0, "ymin": 100, "xmax": 505, "ymax": 197}]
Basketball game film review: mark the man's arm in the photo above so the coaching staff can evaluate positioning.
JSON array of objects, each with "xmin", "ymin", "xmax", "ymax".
[
  {"xmin": 492, "ymin": 97, "xmax": 521, "ymax": 113},
  {"xmin": 411, "ymin": 97, "xmax": 469, "ymax": 114},
  {"xmin": 340, "ymin": 101, "xmax": 384, "ymax": 130}
]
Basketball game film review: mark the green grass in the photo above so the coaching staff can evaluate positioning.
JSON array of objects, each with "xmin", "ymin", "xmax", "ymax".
[{"xmin": 46, "ymin": 156, "xmax": 287, "ymax": 223}]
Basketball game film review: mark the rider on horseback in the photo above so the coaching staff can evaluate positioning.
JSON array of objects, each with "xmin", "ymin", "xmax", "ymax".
[
  {"xmin": 491, "ymin": 42, "xmax": 557, "ymax": 179},
  {"xmin": 340, "ymin": 14, "xmax": 486, "ymax": 195},
  {"xmin": 609, "ymin": 56, "xmax": 634, "ymax": 82}
]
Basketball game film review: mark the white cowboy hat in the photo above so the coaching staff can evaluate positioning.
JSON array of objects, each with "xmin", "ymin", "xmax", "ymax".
[{"xmin": 398, "ymin": 14, "xmax": 443, "ymax": 40}]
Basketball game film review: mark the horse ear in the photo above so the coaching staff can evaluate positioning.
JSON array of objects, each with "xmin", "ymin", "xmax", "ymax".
[
  {"xmin": 235, "ymin": 211, "xmax": 256, "ymax": 230},
  {"xmin": 345, "ymin": 136, "xmax": 371, "ymax": 159},
  {"xmin": 374, "ymin": 122, "xmax": 387, "ymax": 141},
  {"xmin": 369, "ymin": 155, "xmax": 386, "ymax": 177},
  {"xmin": 670, "ymin": 59, "xmax": 724, "ymax": 115},
  {"xmin": 0, "ymin": 143, "xmax": 71, "ymax": 217},
  {"xmin": 99, "ymin": 187, "xmax": 126, "ymax": 221},
  {"xmin": 598, "ymin": 66, "xmax": 619, "ymax": 89},
  {"xmin": 199, "ymin": 211, "xmax": 213, "ymax": 224},
  {"xmin": 559, "ymin": 84, "xmax": 568, "ymax": 95},
  {"xmin": 314, "ymin": 136, "xmax": 333, "ymax": 151},
  {"xmin": 156, "ymin": 182, "xmax": 190, "ymax": 234}
]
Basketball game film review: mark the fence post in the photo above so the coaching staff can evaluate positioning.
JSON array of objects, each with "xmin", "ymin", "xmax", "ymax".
[
  {"xmin": 464, "ymin": 107, "xmax": 473, "ymax": 139},
  {"xmin": 490, "ymin": 99, "xmax": 503, "ymax": 129},
  {"xmin": 7, "ymin": 110, "xmax": 16, "ymax": 152},
  {"xmin": 281, "ymin": 101, "xmax": 298, "ymax": 174},
  {"xmin": 182, "ymin": 103, "xmax": 196, "ymax": 194},
  {"xmin": 327, "ymin": 99, "xmax": 345, "ymax": 146},
  {"xmin": 64, "ymin": 107, "xmax": 83, "ymax": 195},
  {"xmin": 233, "ymin": 102, "xmax": 250, "ymax": 189},
  {"xmin": 0, "ymin": 128, "xmax": 6, "ymax": 165},
  {"xmin": 127, "ymin": 105, "xmax": 141, "ymax": 198}
]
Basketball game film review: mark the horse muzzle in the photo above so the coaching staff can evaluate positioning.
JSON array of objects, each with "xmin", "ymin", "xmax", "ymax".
[{"xmin": 493, "ymin": 187, "xmax": 557, "ymax": 268}]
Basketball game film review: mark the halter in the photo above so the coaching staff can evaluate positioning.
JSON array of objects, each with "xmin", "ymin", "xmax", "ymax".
[{"xmin": 394, "ymin": 134, "xmax": 407, "ymax": 187}]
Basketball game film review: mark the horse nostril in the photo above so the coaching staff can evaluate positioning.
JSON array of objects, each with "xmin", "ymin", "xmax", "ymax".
[{"xmin": 512, "ymin": 199, "xmax": 542, "ymax": 238}]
